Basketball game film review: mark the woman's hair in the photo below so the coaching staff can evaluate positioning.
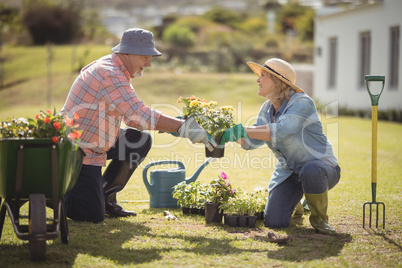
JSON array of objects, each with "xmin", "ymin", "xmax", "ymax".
[{"xmin": 268, "ymin": 72, "xmax": 295, "ymax": 103}]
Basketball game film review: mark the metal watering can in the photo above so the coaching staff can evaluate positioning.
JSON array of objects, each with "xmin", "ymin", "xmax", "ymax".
[{"xmin": 142, "ymin": 158, "xmax": 211, "ymax": 208}]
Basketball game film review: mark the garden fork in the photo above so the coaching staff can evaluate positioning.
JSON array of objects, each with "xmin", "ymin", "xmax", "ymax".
[{"xmin": 363, "ymin": 75, "xmax": 386, "ymax": 229}]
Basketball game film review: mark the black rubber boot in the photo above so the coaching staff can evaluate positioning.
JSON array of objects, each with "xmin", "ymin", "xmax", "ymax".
[{"xmin": 103, "ymin": 160, "xmax": 137, "ymax": 218}]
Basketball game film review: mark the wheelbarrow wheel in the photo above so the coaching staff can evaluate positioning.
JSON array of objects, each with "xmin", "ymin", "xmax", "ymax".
[{"xmin": 28, "ymin": 194, "xmax": 47, "ymax": 261}]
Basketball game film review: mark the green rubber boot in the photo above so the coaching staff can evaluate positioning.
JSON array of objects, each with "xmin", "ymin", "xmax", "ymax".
[{"xmin": 305, "ymin": 190, "xmax": 336, "ymax": 235}]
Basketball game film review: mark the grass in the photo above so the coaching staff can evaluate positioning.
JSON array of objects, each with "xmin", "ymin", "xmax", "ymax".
[{"xmin": 0, "ymin": 46, "xmax": 401, "ymax": 267}]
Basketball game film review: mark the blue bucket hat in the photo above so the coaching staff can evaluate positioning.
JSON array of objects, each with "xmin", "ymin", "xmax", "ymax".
[{"xmin": 112, "ymin": 28, "xmax": 162, "ymax": 57}]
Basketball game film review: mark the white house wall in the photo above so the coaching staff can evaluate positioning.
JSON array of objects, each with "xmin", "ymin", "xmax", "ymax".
[{"xmin": 314, "ymin": 0, "xmax": 402, "ymax": 111}]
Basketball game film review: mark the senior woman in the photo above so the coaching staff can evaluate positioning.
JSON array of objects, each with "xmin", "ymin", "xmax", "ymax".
[{"xmin": 221, "ymin": 58, "xmax": 340, "ymax": 235}]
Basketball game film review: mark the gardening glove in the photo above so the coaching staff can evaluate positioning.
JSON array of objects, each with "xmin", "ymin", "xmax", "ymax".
[
  {"xmin": 177, "ymin": 115, "xmax": 217, "ymax": 151},
  {"xmin": 220, "ymin": 123, "xmax": 249, "ymax": 145}
]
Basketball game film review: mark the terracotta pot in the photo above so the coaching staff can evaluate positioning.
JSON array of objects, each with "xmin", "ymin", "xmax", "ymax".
[{"xmin": 204, "ymin": 202, "xmax": 223, "ymax": 223}]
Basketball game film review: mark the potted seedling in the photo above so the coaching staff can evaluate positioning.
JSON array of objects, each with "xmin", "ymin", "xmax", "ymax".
[
  {"xmin": 204, "ymin": 172, "xmax": 236, "ymax": 223},
  {"xmin": 173, "ymin": 181, "xmax": 209, "ymax": 215}
]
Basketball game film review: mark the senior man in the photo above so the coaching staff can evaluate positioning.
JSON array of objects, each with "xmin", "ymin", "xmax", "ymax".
[{"xmin": 63, "ymin": 28, "xmax": 215, "ymax": 223}]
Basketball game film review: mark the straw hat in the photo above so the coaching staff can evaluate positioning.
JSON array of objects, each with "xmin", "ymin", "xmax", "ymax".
[
  {"xmin": 247, "ymin": 58, "xmax": 303, "ymax": 93},
  {"xmin": 112, "ymin": 28, "xmax": 162, "ymax": 57}
]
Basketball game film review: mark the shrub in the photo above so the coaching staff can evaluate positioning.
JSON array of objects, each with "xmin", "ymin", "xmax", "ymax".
[
  {"xmin": 22, "ymin": 4, "xmax": 80, "ymax": 45},
  {"xmin": 162, "ymin": 24, "xmax": 196, "ymax": 48}
]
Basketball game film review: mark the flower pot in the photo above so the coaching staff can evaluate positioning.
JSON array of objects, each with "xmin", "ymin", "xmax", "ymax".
[
  {"xmin": 226, "ymin": 215, "xmax": 239, "ymax": 227},
  {"xmin": 247, "ymin": 215, "xmax": 258, "ymax": 228},
  {"xmin": 182, "ymin": 207, "xmax": 190, "ymax": 215},
  {"xmin": 205, "ymin": 137, "xmax": 224, "ymax": 158},
  {"xmin": 205, "ymin": 146, "xmax": 224, "ymax": 158},
  {"xmin": 256, "ymin": 211, "xmax": 264, "ymax": 220},
  {"xmin": 238, "ymin": 215, "xmax": 248, "ymax": 227},
  {"xmin": 204, "ymin": 202, "xmax": 223, "ymax": 223},
  {"xmin": 191, "ymin": 207, "xmax": 200, "ymax": 215},
  {"xmin": 199, "ymin": 208, "xmax": 205, "ymax": 216}
]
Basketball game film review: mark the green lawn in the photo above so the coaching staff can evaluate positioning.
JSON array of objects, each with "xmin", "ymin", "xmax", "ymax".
[{"xmin": 0, "ymin": 46, "xmax": 401, "ymax": 267}]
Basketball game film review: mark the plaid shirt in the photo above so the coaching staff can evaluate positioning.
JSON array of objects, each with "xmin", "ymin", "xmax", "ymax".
[{"xmin": 62, "ymin": 53, "xmax": 161, "ymax": 166}]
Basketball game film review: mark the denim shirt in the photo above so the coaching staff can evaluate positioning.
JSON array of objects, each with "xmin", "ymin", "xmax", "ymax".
[{"xmin": 242, "ymin": 93, "xmax": 338, "ymax": 192}]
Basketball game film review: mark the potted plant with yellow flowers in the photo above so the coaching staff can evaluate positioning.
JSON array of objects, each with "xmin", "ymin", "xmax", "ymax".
[{"xmin": 177, "ymin": 96, "xmax": 236, "ymax": 158}]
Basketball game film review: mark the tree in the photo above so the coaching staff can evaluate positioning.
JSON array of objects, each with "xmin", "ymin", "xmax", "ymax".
[
  {"xmin": 296, "ymin": 9, "xmax": 315, "ymax": 42},
  {"xmin": 22, "ymin": 2, "xmax": 81, "ymax": 44},
  {"xmin": 203, "ymin": 6, "xmax": 244, "ymax": 29},
  {"xmin": 276, "ymin": 2, "xmax": 310, "ymax": 34},
  {"xmin": 0, "ymin": 4, "xmax": 22, "ymax": 46}
]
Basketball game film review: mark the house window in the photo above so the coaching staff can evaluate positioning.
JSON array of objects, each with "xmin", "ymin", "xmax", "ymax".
[
  {"xmin": 389, "ymin": 26, "xmax": 400, "ymax": 90},
  {"xmin": 328, "ymin": 37, "xmax": 337, "ymax": 89},
  {"xmin": 359, "ymin": 31, "xmax": 371, "ymax": 88}
]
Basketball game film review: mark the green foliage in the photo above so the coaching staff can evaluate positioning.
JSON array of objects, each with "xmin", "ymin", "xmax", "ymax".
[
  {"xmin": 0, "ymin": 4, "xmax": 22, "ymax": 44},
  {"xmin": 162, "ymin": 24, "xmax": 196, "ymax": 48},
  {"xmin": 203, "ymin": 6, "xmax": 244, "ymax": 28},
  {"xmin": 172, "ymin": 181, "xmax": 209, "ymax": 209},
  {"xmin": 174, "ymin": 16, "xmax": 215, "ymax": 33},
  {"xmin": 221, "ymin": 190, "xmax": 265, "ymax": 216},
  {"xmin": 276, "ymin": 2, "xmax": 311, "ymax": 34},
  {"xmin": 296, "ymin": 9, "xmax": 315, "ymax": 42},
  {"xmin": 238, "ymin": 17, "xmax": 267, "ymax": 34}
]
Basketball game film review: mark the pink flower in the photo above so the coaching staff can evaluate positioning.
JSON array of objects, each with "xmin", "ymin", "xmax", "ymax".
[
  {"xmin": 220, "ymin": 172, "xmax": 228, "ymax": 180},
  {"xmin": 64, "ymin": 117, "xmax": 74, "ymax": 127},
  {"xmin": 227, "ymin": 182, "xmax": 231, "ymax": 187},
  {"xmin": 68, "ymin": 133, "xmax": 77, "ymax": 140},
  {"xmin": 231, "ymin": 189, "xmax": 236, "ymax": 194}
]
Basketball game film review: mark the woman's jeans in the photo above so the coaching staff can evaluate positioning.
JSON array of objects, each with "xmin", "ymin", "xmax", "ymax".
[
  {"xmin": 64, "ymin": 128, "xmax": 152, "ymax": 223},
  {"xmin": 264, "ymin": 160, "xmax": 341, "ymax": 228}
]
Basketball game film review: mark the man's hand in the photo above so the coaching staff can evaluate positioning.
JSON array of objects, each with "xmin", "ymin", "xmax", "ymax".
[
  {"xmin": 220, "ymin": 123, "xmax": 248, "ymax": 145},
  {"xmin": 177, "ymin": 116, "xmax": 217, "ymax": 151}
]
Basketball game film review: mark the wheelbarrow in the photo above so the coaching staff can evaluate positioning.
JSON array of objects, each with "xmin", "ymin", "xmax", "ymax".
[{"xmin": 0, "ymin": 138, "xmax": 84, "ymax": 261}]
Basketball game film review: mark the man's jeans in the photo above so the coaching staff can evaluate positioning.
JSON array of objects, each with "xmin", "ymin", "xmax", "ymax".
[
  {"xmin": 64, "ymin": 128, "xmax": 152, "ymax": 223},
  {"xmin": 264, "ymin": 160, "xmax": 341, "ymax": 228}
]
